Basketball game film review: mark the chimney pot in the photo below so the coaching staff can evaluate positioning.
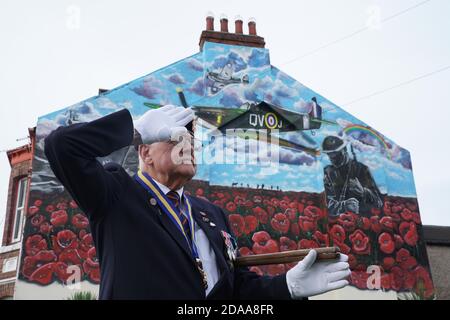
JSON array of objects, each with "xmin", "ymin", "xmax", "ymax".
[
  {"xmin": 206, "ymin": 13, "xmax": 214, "ymax": 31},
  {"xmin": 248, "ymin": 17, "xmax": 257, "ymax": 35},
  {"xmin": 234, "ymin": 15, "xmax": 243, "ymax": 34},
  {"xmin": 220, "ymin": 14, "xmax": 228, "ymax": 32}
]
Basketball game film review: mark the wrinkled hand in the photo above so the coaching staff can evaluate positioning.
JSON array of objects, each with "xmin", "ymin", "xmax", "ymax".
[
  {"xmin": 349, "ymin": 178, "xmax": 364, "ymax": 197},
  {"xmin": 286, "ymin": 250, "xmax": 350, "ymax": 299},
  {"xmin": 344, "ymin": 197, "xmax": 359, "ymax": 213},
  {"xmin": 133, "ymin": 105, "xmax": 194, "ymax": 144}
]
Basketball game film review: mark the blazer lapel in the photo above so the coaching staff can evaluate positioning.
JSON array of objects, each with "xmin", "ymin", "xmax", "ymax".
[{"xmin": 133, "ymin": 176, "xmax": 195, "ymax": 264}]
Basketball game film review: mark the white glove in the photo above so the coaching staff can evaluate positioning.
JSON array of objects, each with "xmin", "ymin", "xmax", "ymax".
[
  {"xmin": 286, "ymin": 250, "xmax": 351, "ymax": 299},
  {"xmin": 133, "ymin": 105, "xmax": 194, "ymax": 144}
]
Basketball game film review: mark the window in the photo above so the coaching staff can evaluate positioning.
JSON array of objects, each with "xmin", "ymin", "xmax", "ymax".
[{"xmin": 12, "ymin": 177, "xmax": 28, "ymax": 242}]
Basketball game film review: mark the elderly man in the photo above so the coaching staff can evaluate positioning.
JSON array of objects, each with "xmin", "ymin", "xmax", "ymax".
[{"xmin": 44, "ymin": 106, "xmax": 350, "ymax": 300}]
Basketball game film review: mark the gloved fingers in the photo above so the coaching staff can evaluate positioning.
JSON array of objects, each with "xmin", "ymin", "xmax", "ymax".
[
  {"xmin": 299, "ymin": 249, "xmax": 317, "ymax": 270},
  {"xmin": 338, "ymin": 253, "xmax": 349, "ymax": 262},
  {"xmin": 175, "ymin": 113, "xmax": 194, "ymax": 127},
  {"xmin": 165, "ymin": 106, "xmax": 186, "ymax": 116},
  {"xmin": 173, "ymin": 108, "xmax": 194, "ymax": 122},
  {"xmin": 327, "ymin": 279, "xmax": 349, "ymax": 292},
  {"xmin": 327, "ymin": 269, "xmax": 351, "ymax": 283},
  {"xmin": 325, "ymin": 261, "xmax": 350, "ymax": 273},
  {"xmin": 155, "ymin": 126, "xmax": 172, "ymax": 142},
  {"xmin": 159, "ymin": 104, "xmax": 177, "ymax": 112}
]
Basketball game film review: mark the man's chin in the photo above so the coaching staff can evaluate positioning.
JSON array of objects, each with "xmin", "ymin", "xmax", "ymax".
[{"xmin": 177, "ymin": 163, "xmax": 197, "ymax": 179}]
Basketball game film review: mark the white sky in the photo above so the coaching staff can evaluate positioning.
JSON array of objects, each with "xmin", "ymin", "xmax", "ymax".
[{"xmin": 1, "ymin": 0, "xmax": 449, "ymax": 240}]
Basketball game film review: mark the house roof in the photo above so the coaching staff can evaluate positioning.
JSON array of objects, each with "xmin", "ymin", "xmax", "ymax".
[{"xmin": 423, "ymin": 225, "xmax": 450, "ymax": 246}]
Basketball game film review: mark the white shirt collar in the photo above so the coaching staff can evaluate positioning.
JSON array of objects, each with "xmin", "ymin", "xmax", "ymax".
[{"xmin": 151, "ymin": 177, "xmax": 184, "ymax": 199}]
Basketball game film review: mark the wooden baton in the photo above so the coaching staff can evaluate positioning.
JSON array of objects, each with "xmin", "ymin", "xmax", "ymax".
[{"xmin": 234, "ymin": 246, "xmax": 340, "ymax": 267}]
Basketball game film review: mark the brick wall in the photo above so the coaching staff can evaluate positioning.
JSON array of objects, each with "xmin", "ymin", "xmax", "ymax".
[
  {"xmin": 426, "ymin": 244, "xmax": 450, "ymax": 300},
  {"xmin": 0, "ymin": 249, "xmax": 20, "ymax": 280},
  {"xmin": 2, "ymin": 159, "xmax": 31, "ymax": 246},
  {"xmin": 0, "ymin": 281, "xmax": 15, "ymax": 299}
]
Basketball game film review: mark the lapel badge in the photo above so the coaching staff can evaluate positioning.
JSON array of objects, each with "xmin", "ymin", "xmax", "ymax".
[
  {"xmin": 202, "ymin": 217, "xmax": 210, "ymax": 223},
  {"xmin": 209, "ymin": 222, "xmax": 216, "ymax": 228},
  {"xmin": 150, "ymin": 198, "xmax": 157, "ymax": 206},
  {"xmin": 200, "ymin": 211, "xmax": 207, "ymax": 217}
]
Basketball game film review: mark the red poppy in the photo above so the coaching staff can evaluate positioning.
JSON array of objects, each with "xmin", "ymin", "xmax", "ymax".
[
  {"xmin": 298, "ymin": 239, "xmax": 319, "ymax": 249},
  {"xmin": 252, "ymin": 231, "xmax": 279, "ymax": 254},
  {"xmin": 382, "ymin": 257, "xmax": 395, "ymax": 271},
  {"xmin": 380, "ymin": 216, "xmax": 394, "ymax": 232},
  {"xmin": 56, "ymin": 230, "xmax": 78, "ymax": 250},
  {"xmin": 304, "ymin": 206, "xmax": 325, "ymax": 220},
  {"xmin": 271, "ymin": 213, "xmax": 290, "ymax": 234},
  {"xmin": 228, "ymin": 214, "xmax": 245, "ymax": 237},
  {"xmin": 69, "ymin": 200, "xmax": 78, "ymax": 209},
  {"xmin": 45, "ymin": 204, "xmax": 56, "ymax": 213},
  {"xmin": 270, "ymin": 198, "xmax": 280, "ymax": 207},
  {"xmin": 394, "ymin": 234, "xmax": 404, "ymax": 249},
  {"xmin": 22, "ymin": 250, "xmax": 57, "ymax": 278},
  {"xmin": 252, "ymin": 195, "xmax": 262, "ymax": 204},
  {"xmin": 31, "ymin": 214, "xmax": 45, "ymax": 227},
  {"xmin": 243, "ymin": 215, "xmax": 258, "ymax": 234},
  {"xmin": 34, "ymin": 199, "xmax": 43, "ymax": 207},
  {"xmin": 25, "ymin": 234, "xmax": 48, "ymax": 256},
  {"xmin": 391, "ymin": 204, "xmax": 404, "ymax": 213},
  {"xmin": 297, "ymin": 202, "xmax": 305, "ymax": 214},
  {"xmin": 313, "ymin": 231, "xmax": 330, "ymax": 247},
  {"xmin": 27, "ymin": 206, "xmax": 39, "ymax": 217},
  {"xmin": 399, "ymin": 221, "xmax": 418, "ymax": 246},
  {"xmin": 400, "ymin": 208, "xmax": 413, "ymax": 221},
  {"xmin": 371, "ymin": 207, "xmax": 381, "ymax": 216},
  {"xmin": 238, "ymin": 247, "xmax": 253, "ymax": 256},
  {"xmin": 56, "ymin": 202, "xmax": 68, "ymax": 210},
  {"xmin": 226, "ymin": 202, "xmax": 237, "ymax": 213},
  {"xmin": 266, "ymin": 264, "xmax": 285, "ymax": 276},
  {"xmin": 279, "ymin": 200, "xmax": 290, "ymax": 211},
  {"xmin": 39, "ymin": 222, "xmax": 53, "ymax": 235},
  {"xmin": 71, "ymin": 214, "xmax": 89, "ymax": 229},
  {"xmin": 413, "ymin": 266, "xmax": 434, "ymax": 298},
  {"xmin": 252, "ymin": 207, "xmax": 269, "ymax": 224},
  {"xmin": 279, "ymin": 237, "xmax": 297, "ymax": 252},
  {"xmin": 53, "ymin": 261, "xmax": 73, "ymax": 283},
  {"xmin": 290, "ymin": 223, "xmax": 300, "ymax": 236},
  {"xmin": 285, "ymin": 208, "xmax": 297, "ymax": 222},
  {"xmin": 349, "ymin": 230, "xmax": 370, "ymax": 255},
  {"xmin": 337, "ymin": 212, "xmax": 357, "ymax": 232},
  {"xmin": 406, "ymin": 202, "xmax": 418, "ymax": 211},
  {"xmin": 390, "ymin": 266, "xmax": 405, "ymax": 291},
  {"xmin": 195, "ymin": 188, "xmax": 204, "ymax": 197},
  {"xmin": 330, "ymin": 224, "xmax": 346, "ymax": 244},
  {"xmin": 370, "ymin": 216, "xmax": 382, "ymax": 234},
  {"xmin": 378, "ymin": 232, "xmax": 395, "ymax": 254},
  {"xmin": 350, "ymin": 271, "xmax": 369, "ymax": 289},
  {"xmin": 83, "ymin": 248, "xmax": 100, "ymax": 283},
  {"xmin": 348, "ymin": 254, "xmax": 357, "ymax": 269},
  {"xmin": 411, "ymin": 212, "xmax": 421, "ymax": 224},
  {"xmin": 50, "ymin": 210, "xmax": 68, "ymax": 227},
  {"xmin": 266, "ymin": 205, "xmax": 276, "ymax": 217},
  {"xmin": 396, "ymin": 248, "xmax": 417, "ymax": 270},
  {"xmin": 59, "ymin": 248, "xmax": 82, "ymax": 265},
  {"xmin": 380, "ymin": 272, "xmax": 391, "ymax": 290},
  {"xmin": 298, "ymin": 216, "xmax": 316, "ymax": 233},
  {"xmin": 29, "ymin": 263, "xmax": 55, "ymax": 285},
  {"xmin": 359, "ymin": 217, "xmax": 371, "ymax": 231}
]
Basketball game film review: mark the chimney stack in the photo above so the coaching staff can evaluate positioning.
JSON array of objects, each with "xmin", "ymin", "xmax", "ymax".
[
  {"xmin": 206, "ymin": 13, "xmax": 214, "ymax": 31},
  {"xmin": 220, "ymin": 14, "xmax": 229, "ymax": 32},
  {"xmin": 248, "ymin": 17, "xmax": 257, "ymax": 35},
  {"xmin": 199, "ymin": 13, "xmax": 265, "ymax": 50},
  {"xmin": 234, "ymin": 15, "xmax": 243, "ymax": 34}
]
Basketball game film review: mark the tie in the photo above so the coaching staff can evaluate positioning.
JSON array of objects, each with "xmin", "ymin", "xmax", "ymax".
[{"xmin": 166, "ymin": 191, "xmax": 192, "ymax": 246}]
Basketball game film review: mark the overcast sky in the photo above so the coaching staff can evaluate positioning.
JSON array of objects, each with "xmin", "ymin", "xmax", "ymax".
[{"xmin": 1, "ymin": 0, "xmax": 449, "ymax": 239}]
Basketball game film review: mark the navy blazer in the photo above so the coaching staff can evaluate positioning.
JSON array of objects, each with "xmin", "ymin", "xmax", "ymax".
[{"xmin": 44, "ymin": 108, "xmax": 292, "ymax": 300}]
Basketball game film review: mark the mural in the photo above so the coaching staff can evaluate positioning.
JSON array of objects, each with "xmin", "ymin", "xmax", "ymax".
[{"xmin": 17, "ymin": 41, "xmax": 434, "ymax": 299}]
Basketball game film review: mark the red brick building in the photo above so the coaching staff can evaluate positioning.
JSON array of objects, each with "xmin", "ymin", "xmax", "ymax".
[{"xmin": 0, "ymin": 128, "xmax": 35, "ymax": 299}]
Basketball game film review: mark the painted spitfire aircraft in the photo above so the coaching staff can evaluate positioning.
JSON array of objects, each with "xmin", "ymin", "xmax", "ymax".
[
  {"xmin": 143, "ymin": 95, "xmax": 337, "ymax": 156},
  {"xmin": 206, "ymin": 62, "xmax": 249, "ymax": 95}
]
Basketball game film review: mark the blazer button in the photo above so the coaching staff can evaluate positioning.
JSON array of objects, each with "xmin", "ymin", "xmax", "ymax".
[{"xmin": 150, "ymin": 198, "xmax": 157, "ymax": 206}]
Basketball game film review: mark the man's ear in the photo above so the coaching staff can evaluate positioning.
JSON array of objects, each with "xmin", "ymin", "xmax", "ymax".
[{"xmin": 139, "ymin": 144, "xmax": 153, "ymax": 165}]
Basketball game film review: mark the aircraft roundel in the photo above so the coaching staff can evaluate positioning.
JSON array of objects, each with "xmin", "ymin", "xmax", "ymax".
[{"xmin": 264, "ymin": 112, "xmax": 279, "ymax": 129}]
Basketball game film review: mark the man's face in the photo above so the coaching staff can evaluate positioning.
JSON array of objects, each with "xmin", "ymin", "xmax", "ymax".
[
  {"xmin": 147, "ymin": 133, "xmax": 197, "ymax": 180},
  {"xmin": 327, "ymin": 149, "xmax": 348, "ymax": 168}
]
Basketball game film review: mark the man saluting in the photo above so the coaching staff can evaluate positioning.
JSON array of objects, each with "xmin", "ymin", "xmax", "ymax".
[{"xmin": 44, "ymin": 105, "xmax": 350, "ymax": 299}]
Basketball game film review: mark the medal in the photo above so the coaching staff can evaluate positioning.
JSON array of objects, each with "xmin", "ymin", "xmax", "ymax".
[
  {"xmin": 221, "ymin": 230, "xmax": 237, "ymax": 269},
  {"xmin": 135, "ymin": 170, "xmax": 208, "ymax": 289}
]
